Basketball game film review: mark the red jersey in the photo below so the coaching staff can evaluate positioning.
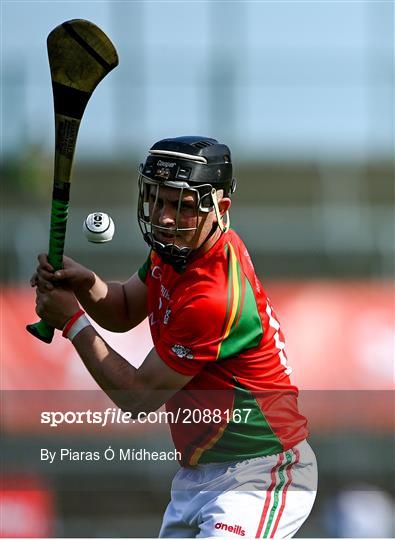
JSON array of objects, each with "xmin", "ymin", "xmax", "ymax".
[{"xmin": 138, "ymin": 229, "xmax": 308, "ymax": 466}]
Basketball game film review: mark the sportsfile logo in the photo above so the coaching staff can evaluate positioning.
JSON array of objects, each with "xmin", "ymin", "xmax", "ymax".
[{"xmin": 214, "ymin": 522, "xmax": 245, "ymax": 536}]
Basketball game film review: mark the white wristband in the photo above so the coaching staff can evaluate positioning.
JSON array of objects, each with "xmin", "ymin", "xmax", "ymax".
[{"xmin": 66, "ymin": 314, "xmax": 91, "ymax": 341}]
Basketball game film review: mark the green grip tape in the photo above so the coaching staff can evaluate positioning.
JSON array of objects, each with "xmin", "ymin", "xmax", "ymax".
[
  {"xmin": 27, "ymin": 198, "xmax": 69, "ymax": 344},
  {"xmin": 48, "ymin": 198, "xmax": 69, "ymax": 270}
]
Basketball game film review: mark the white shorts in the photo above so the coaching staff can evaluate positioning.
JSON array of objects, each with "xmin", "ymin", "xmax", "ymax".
[{"xmin": 159, "ymin": 440, "xmax": 317, "ymax": 539}]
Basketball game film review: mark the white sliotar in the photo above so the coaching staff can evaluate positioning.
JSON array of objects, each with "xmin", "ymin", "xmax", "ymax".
[{"xmin": 83, "ymin": 212, "xmax": 115, "ymax": 243}]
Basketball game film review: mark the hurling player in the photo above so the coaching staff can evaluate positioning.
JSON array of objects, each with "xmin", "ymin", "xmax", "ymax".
[{"xmin": 32, "ymin": 136, "xmax": 317, "ymax": 538}]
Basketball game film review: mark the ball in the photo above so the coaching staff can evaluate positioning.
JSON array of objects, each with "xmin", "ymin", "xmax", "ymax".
[{"xmin": 83, "ymin": 212, "xmax": 115, "ymax": 243}]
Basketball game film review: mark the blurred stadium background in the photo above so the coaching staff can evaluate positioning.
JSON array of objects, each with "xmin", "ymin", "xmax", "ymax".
[{"xmin": 1, "ymin": 1, "xmax": 394, "ymax": 537}]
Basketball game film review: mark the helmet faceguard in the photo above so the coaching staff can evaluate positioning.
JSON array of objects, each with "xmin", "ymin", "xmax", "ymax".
[{"xmin": 137, "ymin": 136, "xmax": 236, "ymax": 272}]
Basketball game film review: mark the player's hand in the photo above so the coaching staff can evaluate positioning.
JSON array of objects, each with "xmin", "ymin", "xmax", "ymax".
[
  {"xmin": 31, "ymin": 254, "xmax": 95, "ymax": 293},
  {"xmin": 35, "ymin": 287, "xmax": 80, "ymax": 330}
]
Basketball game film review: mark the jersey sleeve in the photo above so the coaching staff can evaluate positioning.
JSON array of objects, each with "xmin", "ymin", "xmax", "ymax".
[
  {"xmin": 155, "ymin": 294, "xmax": 226, "ymax": 376},
  {"xmin": 138, "ymin": 253, "xmax": 152, "ymax": 283}
]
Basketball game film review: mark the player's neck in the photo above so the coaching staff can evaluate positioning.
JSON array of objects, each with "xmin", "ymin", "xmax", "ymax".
[{"xmin": 189, "ymin": 226, "xmax": 224, "ymax": 263}]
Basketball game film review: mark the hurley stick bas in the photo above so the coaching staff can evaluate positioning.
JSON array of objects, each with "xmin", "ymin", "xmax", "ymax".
[{"xmin": 26, "ymin": 19, "xmax": 118, "ymax": 343}]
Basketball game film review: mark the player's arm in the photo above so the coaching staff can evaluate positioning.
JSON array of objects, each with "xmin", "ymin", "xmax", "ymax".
[
  {"xmin": 31, "ymin": 254, "xmax": 147, "ymax": 332},
  {"xmin": 72, "ymin": 329, "xmax": 192, "ymax": 413},
  {"xmin": 75, "ymin": 271, "xmax": 147, "ymax": 332},
  {"xmin": 34, "ymin": 285, "xmax": 191, "ymax": 411}
]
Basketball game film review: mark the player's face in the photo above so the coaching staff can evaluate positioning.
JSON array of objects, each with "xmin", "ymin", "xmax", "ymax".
[{"xmin": 148, "ymin": 185, "xmax": 215, "ymax": 250}]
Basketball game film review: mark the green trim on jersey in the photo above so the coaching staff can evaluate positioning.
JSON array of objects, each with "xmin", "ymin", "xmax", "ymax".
[
  {"xmin": 218, "ymin": 246, "xmax": 263, "ymax": 360},
  {"xmin": 138, "ymin": 254, "xmax": 151, "ymax": 283},
  {"xmin": 198, "ymin": 381, "xmax": 283, "ymax": 464},
  {"xmin": 222, "ymin": 244, "xmax": 233, "ymax": 333}
]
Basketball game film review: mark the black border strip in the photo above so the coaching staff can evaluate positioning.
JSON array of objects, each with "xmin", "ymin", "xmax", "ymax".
[
  {"xmin": 62, "ymin": 22, "xmax": 112, "ymax": 71},
  {"xmin": 53, "ymin": 181, "xmax": 71, "ymax": 202}
]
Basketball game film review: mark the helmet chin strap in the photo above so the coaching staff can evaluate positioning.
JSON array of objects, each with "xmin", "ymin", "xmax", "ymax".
[
  {"xmin": 149, "ymin": 225, "xmax": 217, "ymax": 273},
  {"xmin": 152, "ymin": 238, "xmax": 190, "ymax": 273}
]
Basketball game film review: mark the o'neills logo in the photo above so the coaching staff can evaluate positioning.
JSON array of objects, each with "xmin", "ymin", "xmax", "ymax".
[{"xmin": 215, "ymin": 522, "xmax": 245, "ymax": 536}]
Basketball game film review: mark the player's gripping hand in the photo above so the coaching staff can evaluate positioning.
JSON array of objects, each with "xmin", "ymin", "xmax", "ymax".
[
  {"xmin": 30, "ymin": 254, "xmax": 95, "ymax": 293},
  {"xmin": 35, "ymin": 287, "xmax": 80, "ymax": 330}
]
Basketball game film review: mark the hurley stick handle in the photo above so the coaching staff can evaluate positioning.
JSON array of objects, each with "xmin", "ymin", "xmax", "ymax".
[{"xmin": 26, "ymin": 196, "xmax": 69, "ymax": 343}]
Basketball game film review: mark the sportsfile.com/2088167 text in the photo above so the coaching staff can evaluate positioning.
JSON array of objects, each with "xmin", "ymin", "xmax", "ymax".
[{"xmin": 41, "ymin": 408, "xmax": 253, "ymax": 428}]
